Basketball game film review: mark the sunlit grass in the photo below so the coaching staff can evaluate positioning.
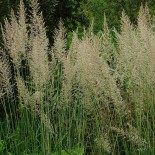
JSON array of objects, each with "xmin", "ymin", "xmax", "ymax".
[{"xmin": 0, "ymin": 1, "xmax": 155, "ymax": 155}]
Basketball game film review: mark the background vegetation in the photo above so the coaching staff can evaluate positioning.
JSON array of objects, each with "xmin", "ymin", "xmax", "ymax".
[{"xmin": 0, "ymin": 0, "xmax": 155, "ymax": 42}]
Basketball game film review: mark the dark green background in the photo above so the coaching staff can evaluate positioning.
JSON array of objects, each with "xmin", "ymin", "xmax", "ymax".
[{"xmin": 0, "ymin": 0, "xmax": 155, "ymax": 43}]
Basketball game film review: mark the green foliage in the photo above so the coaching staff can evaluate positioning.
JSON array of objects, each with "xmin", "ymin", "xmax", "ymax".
[
  {"xmin": 51, "ymin": 147, "xmax": 84, "ymax": 155},
  {"xmin": 82, "ymin": 0, "xmax": 105, "ymax": 32},
  {"xmin": 83, "ymin": 0, "xmax": 155, "ymax": 32},
  {"xmin": 0, "ymin": 140, "xmax": 5, "ymax": 153},
  {"xmin": 62, "ymin": 0, "xmax": 88, "ymax": 31},
  {"xmin": 1, "ymin": 0, "xmax": 155, "ymax": 43}
]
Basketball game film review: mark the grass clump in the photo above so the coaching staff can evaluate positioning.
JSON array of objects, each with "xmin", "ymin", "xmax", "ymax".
[{"xmin": 0, "ymin": 1, "xmax": 155, "ymax": 155}]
